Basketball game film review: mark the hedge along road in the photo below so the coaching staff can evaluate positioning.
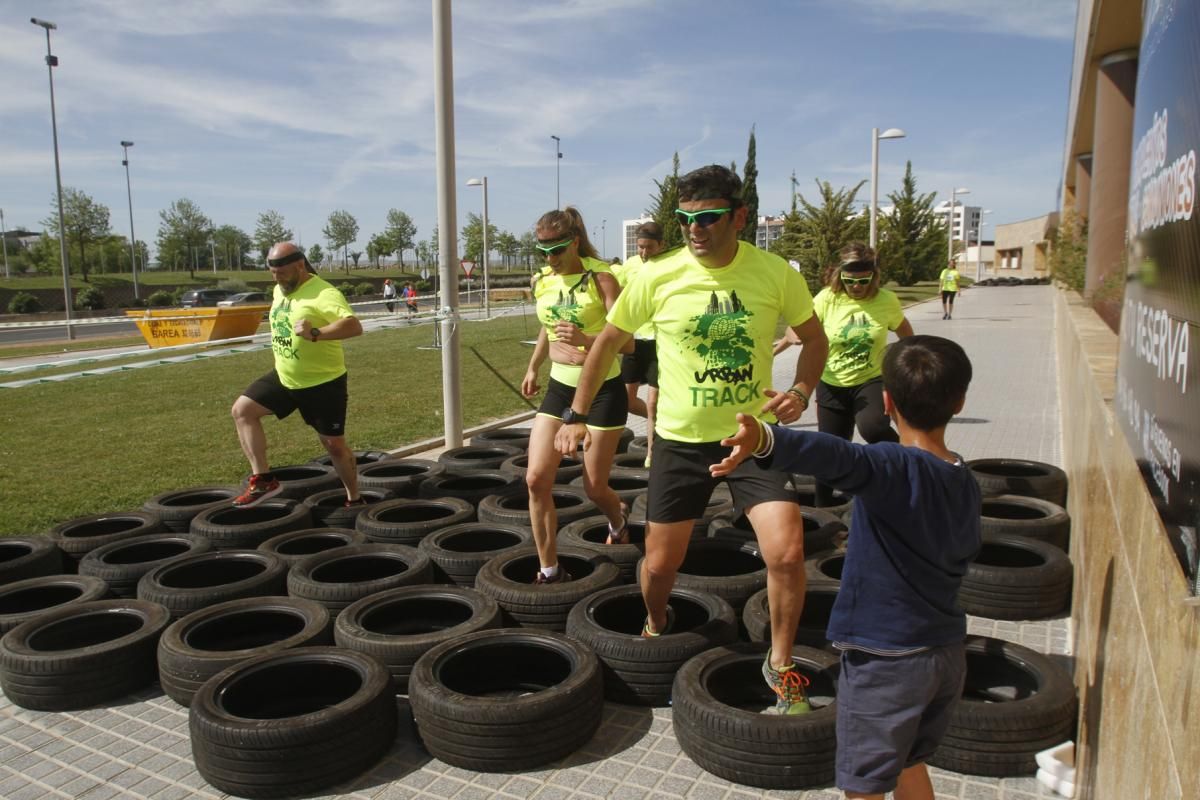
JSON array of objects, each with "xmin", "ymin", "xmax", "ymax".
[{"xmin": 0, "ymin": 309, "xmax": 541, "ymax": 537}]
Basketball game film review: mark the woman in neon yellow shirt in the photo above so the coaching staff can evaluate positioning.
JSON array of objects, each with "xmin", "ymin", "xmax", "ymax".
[
  {"xmin": 521, "ymin": 207, "xmax": 630, "ymax": 584},
  {"xmin": 776, "ymin": 243, "xmax": 913, "ymax": 506},
  {"xmin": 939, "ymin": 262, "xmax": 962, "ymax": 319}
]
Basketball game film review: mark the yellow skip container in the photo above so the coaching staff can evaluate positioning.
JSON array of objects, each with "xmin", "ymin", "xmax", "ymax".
[{"xmin": 125, "ymin": 305, "xmax": 270, "ymax": 349}]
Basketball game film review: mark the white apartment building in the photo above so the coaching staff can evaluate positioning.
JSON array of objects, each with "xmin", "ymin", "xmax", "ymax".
[{"xmin": 932, "ymin": 201, "xmax": 983, "ymax": 248}]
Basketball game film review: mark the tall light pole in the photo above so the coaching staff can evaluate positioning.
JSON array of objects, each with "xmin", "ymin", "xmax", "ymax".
[
  {"xmin": 120, "ymin": 141, "xmax": 140, "ymax": 301},
  {"xmin": 975, "ymin": 209, "xmax": 993, "ymax": 281},
  {"xmin": 0, "ymin": 208, "xmax": 9, "ymax": 279},
  {"xmin": 947, "ymin": 187, "xmax": 970, "ymax": 266},
  {"xmin": 869, "ymin": 127, "xmax": 906, "ymax": 249},
  {"xmin": 210, "ymin": 238, "xmax": 217, "ymax": 272},
  {"xmin": 31, "ymin": 17, "xmax": 74, "ymax": 340},
  {"xmin": 466, "ymin": 177, "xmax": 490, "ymax": 319},
  {"xmin": 550, "ymin": 135, "xmax": 561, "ymax": 209}
]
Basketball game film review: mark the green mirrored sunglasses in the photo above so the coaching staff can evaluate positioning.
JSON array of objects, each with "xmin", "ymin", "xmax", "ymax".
[{"xmin": 674, "ymin": 207, "xmax": 733, "ymax": 228}]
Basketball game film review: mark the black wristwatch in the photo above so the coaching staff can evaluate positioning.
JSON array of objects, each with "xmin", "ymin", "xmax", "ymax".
[
  {"xmin": 310, "ymin": 327, "xmax": 321, "ymax": 342},
  {"xmin": 561, "ymin": 408, "xmax": 588, "ymax": 425}
]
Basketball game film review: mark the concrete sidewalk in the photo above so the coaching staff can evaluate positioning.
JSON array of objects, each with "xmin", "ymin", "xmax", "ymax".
[{"xmin": 0, "ymin": 286, "xmax": 1069, "ymax": 800}]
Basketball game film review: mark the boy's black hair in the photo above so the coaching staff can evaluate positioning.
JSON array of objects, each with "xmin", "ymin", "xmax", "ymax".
[
  {"xmin": 678, "ymin": 165, "xmax": 745, "ymax": 209},
  {"xmin": 881, "ymin": 335, "xmax": 972, "ymax": 430}
]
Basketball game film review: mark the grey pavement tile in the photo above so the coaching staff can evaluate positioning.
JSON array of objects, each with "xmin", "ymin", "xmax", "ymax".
[
  {"xmin": 639, "ymin": 752, "xmax": 677, "ymax": 772},
  {"xmin": 452, "ymin": 785, "xmax": 498, "ymax": 800},
  {"xmin": 132, "ymin": 775, "xmax": 172, "ymax": 796},
  {"xmin": 22, "ymin": 759, "xmax": 60, "ymax": 781},
  {"xmin": 503, "ymin": 776, "xmax": 545, "ymax": 796},
  {"xmin": 962, "ymin": 780, "xmax": 1003, "ymax": 799},
  {"xmin": 624, "ymin": 766, "xmax": 665, "ymax": 789},
  {"xmin": 530, "ymin": 787, "xmax": 573, "ymax": 800},
  {"xmin": 151, "ymin": 785, "xmax": 199, "ymax": 800},
  {"xmin": 78, "ymin": 785, "xmax": 122, "ymax": 800},
  {"xmin": 61, "ymin": 776, "xmax": 105, "ymax": 797},
  {"xmin": 425, "ymin": 774, "xmax": 470, "ymax": 796},
  {"xmin": 7, "ymin": 783, "xmax": 58, "ymax": 800},
  {"xmin": 577, "ymin": 775, "xmax": 619, "ymax": 796},
  {"xmin": 466, "ymin": 772, "xmax": 515, "ymax": 791},
  {"xmin": 683, "ymin": 782, "xmax": 727, "ymax": 800},
  {"xmin": 609, "ymin": 785, "xmax": 658, "ymax": 800},
  {"xmin": 655, "ymin": 774, "xmax": 696, "ymax": 796},
  {"xmin": 0, "ymin": 776, "xmax": 34, "ymax": 799}
]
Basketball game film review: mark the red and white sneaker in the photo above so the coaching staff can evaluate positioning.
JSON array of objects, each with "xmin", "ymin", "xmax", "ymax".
[{"xmin": 232, "ymin": 474, "xmax": 282, "ymax": 508}]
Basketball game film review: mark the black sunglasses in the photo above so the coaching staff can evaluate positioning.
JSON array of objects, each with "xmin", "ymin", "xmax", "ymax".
[{"xmin": 267, "ymin": 251, "xmax": 305, "ymax": 268}]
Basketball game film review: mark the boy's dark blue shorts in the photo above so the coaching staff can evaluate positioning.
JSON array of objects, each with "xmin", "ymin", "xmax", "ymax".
[{"xmin": 835, "ymin": 642, "xmax": 965, "ymax": 794}]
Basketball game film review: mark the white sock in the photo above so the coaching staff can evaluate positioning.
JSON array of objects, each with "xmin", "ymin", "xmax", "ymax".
[{"xmin": 541, "ymin": 564, "xmax": 559, "ymax": 578}]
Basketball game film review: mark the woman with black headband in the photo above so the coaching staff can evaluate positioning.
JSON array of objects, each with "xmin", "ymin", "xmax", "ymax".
[
  {"xmin": 520, "ymin": 206, "xmax": 630, "ymax": 584},
  {"xmin": 776, "ymin": 242, "xmax": 913, "ymax": 506}
]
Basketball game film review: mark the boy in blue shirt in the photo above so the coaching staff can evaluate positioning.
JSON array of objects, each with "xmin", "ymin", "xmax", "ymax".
[{"xmin": 712, "ymin": 335, "xmax": 980, "ymax": 799}]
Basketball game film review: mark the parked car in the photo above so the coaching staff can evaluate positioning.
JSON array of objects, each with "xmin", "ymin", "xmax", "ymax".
[
  {"xmin": 217, "ymin": 291, "xmax": 271, "ymax": 306},
  {"xmin": 180, "ymin": 289, "xmax": 235, "ymax": 307}
]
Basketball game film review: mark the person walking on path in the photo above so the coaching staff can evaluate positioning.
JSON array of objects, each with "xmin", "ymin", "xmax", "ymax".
[
  {"xmin": 775, "ymin": 242, "xmax": 913, "ymax": 506},
  {"xmin": 939, "ymin": 261, "xmax": 962, "ymax": 319},
  {"xmin": 230, "ymin": 242, "xmax": 365, "ymax": 508},
  {"xmin": 711, "ymin": 335, "xmax": 981, "ymax": 799},
  {"xmin": 613, "ymin": 221, "xmax": 673, "ymax": 468},
  {"xmin": 555, "ymin": 165, "xmax": 829, "ymax": 714},
  {"xmin": 521, "ymin": 207, "xmax": 630, "ymax": 585},
  {"xmin": 402, "ymin": 282, "xmax": 418, "ymax": 321},
  {"xmin": 382, "ymin": 279, "xmax": 397, "ymax": 313}
]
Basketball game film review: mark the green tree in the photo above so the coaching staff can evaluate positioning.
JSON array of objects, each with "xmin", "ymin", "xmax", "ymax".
[
  {"xmin": 772, "ymin": 178, "xmax": 868, "ymax": 290},
  {"xmin": 876, "ymin": 162, "xmax": 947, "ymax": 286},
  {"xmin": 350, "ymin": 250, "xmax": 362, "ymax": 268},
  {"xmin": 647, "ymin": 152, "xmax": 684, "ymax": 250},
  {"xmin": 42, "ymin": 187, "xmax": 111, "ymax": 281},
  {"xmin": 494, "ymin": 231, "xmax": 519, "ymax": 270},
  {"xmin": 1048, "ymin": 207, "xmax": 1088, "ymax": 291},
  {"xmin": 211, "ymin": 224, "xmax": 253, "ymax": 270},
  {"xmin": 24, "ymin": 234, "xmax": 60, "ymax": 275},
  {"xmin": 384, "ymin": 209, "xmax": 417, "ymax": 268},
  {"xmin": 519, "ymin": 231, "xmax": 539, "ymax": 269},
  {"xmin": 366, "ymin": 233, "xmax": 389, "ymax": 268},
  {"xmin": 461, "ymin": 213, "xmax": 499, "ymax": 264},
  {"xmin": 157, "ymin": 198, "xmax": 213, "ymax": 275},
  {"xmin": 307, "ymin": 244, "xmax": 324, "ymax": 269},
  {"xmin": 253, "ymin": 210, "xmax": 293, "ymax": 258},
  {"xmin": 739, "ymin": 126, "xmax": 759, "ymax": 243},
  {"xmin": 323, "ymin": 210, "xmax": 359, "ymax": 271},
  {"xmin": 414, "ymin": 240, "xmax": 431, "ymax": 269}
]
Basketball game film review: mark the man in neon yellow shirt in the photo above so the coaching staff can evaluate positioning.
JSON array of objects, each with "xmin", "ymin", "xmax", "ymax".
[
  {"xmin": 231, "ymin": 242, "xmax": 364, "ymax": 507},
  {"xmin": 556, "ymin": 165, "xmax": 829, "ymax": 714},
  {"xmin": 939, "ymin": 261, "xmax": 962, "ymax": 319}
]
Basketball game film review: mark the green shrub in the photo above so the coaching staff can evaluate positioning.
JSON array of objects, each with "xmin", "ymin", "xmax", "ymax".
[
  {"xmin": 217, "ymin": 279, "xmax": 250, "ymax": 293},
  {"xmin": 74, "ymin": 286, "xmax": 106, "ymax": 311},
  {"xmin": 356, "ymin": 281, "xmax": 377, "ymax": 296},
  {"xmin": 148, "ymin": 290, "xmax": 175, "ymax": 307},
  {"xmin": 7, "ymin": 292, "xmax": 41, "ymax": 314}
]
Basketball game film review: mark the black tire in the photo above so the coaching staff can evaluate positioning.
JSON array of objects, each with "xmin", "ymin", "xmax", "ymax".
[
  {"xmin": 558, "ymin": 514, "xmax": 651, "ymax": 584},
  {"xmin": 806, "ymin": 551, "xmax": 845, "ymax": 589},
  {"xmin": 254, "ymin": 464, "xmax": 342, "ymax": 501},
  {"xmin": 627, "ymin": 435, "xmax": 648, "ymax": 457},
  {"xmin": 474, "ymin": 547, "xmax": 622, "ymax": 631},
  {"xmin": 565, "ymin": 585, "xmax": 737, "ymax": 705},
  {"xmin": 356, "ymin": 458, "xmax": 446, "ymax": 498},
  {"xmin": 742, "ymin": 585, "xmax": 839, "ymax": 650},
  {"xmin": 437, "ymin": 444, "xmax": 522, "ymax": 473},
  {"xmin": 500, "ymin": 453, "xmax": 584, "ymax": 485},
  {"xmin": 967, "ymin": 458, "xmax": 1068, "ymax": 506},
  {"xmin": 0, "ymin": 538, "xmax": 63, "ymax": 585},
  {"xmin": 610, "ymin": 451, "xmax": 647, "ymax": 470},
  {"xmin": 189, "ymin": 647, "xmax": 397, "ymax": 798},
  {"xmin": 142, "ymin": 486, "xmax": 240, "ymax": 533},
  {"xmin": 0, "ymin": 575, "xmax": 110, "ymax": 634},
  {"xmin": 928, "ymin": 635, "xmax": 1077, "ymax": 777},
  {"xmin": 980, "ymin": 495, "xmax": 1071, "ymax": 550},
  {"xmin": 286, "ymin": 544, "xmax": 433, "ymax": 617},
  {"xmin": 417, "ymin": 523, "xmax": 534, "ymax": 586},
  {"xmin": 470, "ymin": 428, "xmax": 531, "ymax": 452},
  {"xmin": 189, "ymin": 500, "xmax": 313, "ymax": 550},
  {"xmin": 639, "ymin": 539, "xmax": 766, "ymax": 614},
  {"xmin": 301, "ymin": 487, "xmax": 395, "ymax": 529},
  {"xmin": 671, "ymin": 642, "xmax": 839, "ymax": 789},
  {"xmin": 308, "ymin": 449, "xmax": 391, "ymax": 467},
  {"xmin": 793, "ymin": 484, "xmax": 852, "ymax": 518},
  {"xmin": 477, "ymin": 487, "xmax": 597, "ymax": 529},
  {"xmin": 257, "ymin": 528, "xmax": 368, "ymax": 566},
  {"xmin": 711, "ymin": 508, "xmax": 844, "ymax": 555},
  {"xmin": 49, "ymin": 511, "xmax": 167, "ymax": 568},
  {"xmin": 408, "ymin": 628, "xmax": 603, "ymax": 771},
  {"xmin": 615, "ymin": 427, "xmax": 635, "ymax": 453},
  {"xmin": 959, "ymin": 535, "xmax": 1072, "ymax": 620},
  {"xmin": 418, "ymin": 471, "xmax": 524, "ymax": 506},
  {"xmin": 79, "ymin": 534, "xmax": 213, "ymax": 598},
  {"xmin": 335, "ymin": 585, "xmax": 504, "ymax": 693},
  {"xmin": 575, "ymin": 466, "xmax": 650, "ymax": 508},
  {"xmin": 0, "ymin": 599, "xmax": 170, "ymax": 711},
  {"xmin": 138, "ymin": 550, "xmax": 288, "ymax": 620},
  {"xmin": 157, "ymin": 596, "xmax": 333, "ymax": 707},
  {"xmin": 355, "ymin": 497, "xmax": 475, "ymax": 546}
]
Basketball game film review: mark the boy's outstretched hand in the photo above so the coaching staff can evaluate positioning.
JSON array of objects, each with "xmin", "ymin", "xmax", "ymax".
[{"xmin": 710, "ymin": 413, "xmax": 764, "ymax": 477}]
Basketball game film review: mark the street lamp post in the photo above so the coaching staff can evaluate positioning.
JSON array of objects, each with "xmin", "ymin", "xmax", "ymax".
[
  {"xmin": 550, "ymin": 135, "xmax": 561, "ymax": 209},
  {"xmin": 869, "ymin": 127, "xmax": 906, "ymax": 249},
  {"xmin": 947, "ymin": 187, "xmax": 970, "ymax": 266},
  {"xmin": 0, "ymin": 208, "xmax": 9, "ymax": 279},
  {"xmin": 120, "ymin": 141, "xmax": 140, "ymax": 301},
  {"xmin": 31, "ymin": 17, "xmax": 74, "ymax": 340},
  {"xmin": 975, "ymin": 210, "xmax": 993, "ymax": 281},
  {"xmin": 466, "ymin": 177, "xmax": 490, "ymax": 319}
]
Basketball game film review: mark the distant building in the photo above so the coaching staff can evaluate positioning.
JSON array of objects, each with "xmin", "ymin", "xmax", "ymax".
[
  {"xmin": 756, "ymin": 215, "xmax": 786, "ymax": 251},
  {"xmin": 990, "ymin": 213, "xmax": 1058, "ymax": 279},
  {"xmin": 621, "ymin": 217, "xmax": 654, "ymax": 261},
  {"xmin": 932, "ymin": 201, "xmax": 983, "ymax": 248}
]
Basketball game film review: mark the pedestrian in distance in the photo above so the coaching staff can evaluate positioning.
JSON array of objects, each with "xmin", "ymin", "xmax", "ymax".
[
  {"xmin": 775, "ymin": 242, "xmax": 914, "ymax": 506},
  {"xmin": 711, "ymin": 335, "xmax": 980, "ymax": 800},
  {"xmin": 939, "ymin": 260, "xmax": 962, "ymax": 319},
  {"xmin": 403, "ymin": 282, "xmax": 418, "ymax": 321},
  {"xmin": 556, "ymin": 164, "xmax": 830, "ymax": 714},
  {"xmin": 521, "ymin": 206, "xmax": 631, "ymax": 585},
  {"xmin": 382, "ymin": 278, "xmax": 397, "ymax": 313},
  {"xmin": 230, "ymin": 242, "xmax": 365, "ymax": 508}
]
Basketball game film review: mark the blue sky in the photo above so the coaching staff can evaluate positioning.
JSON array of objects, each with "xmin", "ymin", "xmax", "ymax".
[{"xmin": 2, "ymin": 0, "xmax": 1076, "ymax": 263}]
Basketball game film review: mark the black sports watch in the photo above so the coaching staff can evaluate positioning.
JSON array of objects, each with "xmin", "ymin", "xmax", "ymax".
[
  {"xmin": 561, "ymin": 408, "xmax": 588, "ymax": 425},
  {"xmin": 310, "ymin": 327, "xmax": 321, "ymax": 342}
]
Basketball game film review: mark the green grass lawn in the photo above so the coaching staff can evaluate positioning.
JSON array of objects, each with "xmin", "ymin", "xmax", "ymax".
[{"xmin": 0, "ymin": 335, "xmax": 151, "ymax": 359}]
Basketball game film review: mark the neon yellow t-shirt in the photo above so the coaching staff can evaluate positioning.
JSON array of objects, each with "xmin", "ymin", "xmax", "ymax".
[
  {"xmin": 813, "ymin": 287, "xmax": 905, "ymax": 387},
  {"xmin": 939, "ymin": 268, "xmax": 960, "ymax": 292},
  {"xmin": 614, "ymin": 254, "xmax": 663, "ymax": 339},
  {"xmin": 534, "ymin": 257, "xmax": 620, "ymax": 387},
  {"xmin": 268, "ymin": 275, "xmax": 357, "ymax": 389},
  {"xmin": 609, "ymin": 241, "xmax": 815, "ymax": 443}
]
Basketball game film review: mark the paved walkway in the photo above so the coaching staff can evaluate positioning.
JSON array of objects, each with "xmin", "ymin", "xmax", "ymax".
[{"xmin": 0, "ymin": 286, "xmax": 1069, "ymax": 800}]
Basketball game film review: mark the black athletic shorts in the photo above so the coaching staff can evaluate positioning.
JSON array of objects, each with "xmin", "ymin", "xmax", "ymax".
[
  {"xmin": 941, "ymin": 290, "xmax": 957, "ymax": 302},
  {"xmin": 537, "ymin": 376, "xmax": 628, "ymax": 430},
  {"xmin": 646, "ymin": 438, "xmax": 795, "ymax": 523},
  {"xmin": 620, "ymin": 338, "xmax": 658, "ymax": 388},
  {"xmin": 243, "ymin": 370, "xmax": 348, "ymax": 437}
]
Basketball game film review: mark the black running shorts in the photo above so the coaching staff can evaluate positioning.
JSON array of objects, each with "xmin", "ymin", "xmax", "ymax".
[
  {"xmin": 537, "ymin": 376, "xmax": 628, "ymax": 430},
  {"xmin": 242, "ymin": 370, "xmax": 349, "ymax": 437},
  {"xmin": 646, "ymin": 438, "xmax": 795, "ymax": 523}
]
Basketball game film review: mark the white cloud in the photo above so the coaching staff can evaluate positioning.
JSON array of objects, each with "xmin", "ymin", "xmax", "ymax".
[{"xmin": 838, "ymin": 0, "xmax": 1077, "ymax": 40}]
